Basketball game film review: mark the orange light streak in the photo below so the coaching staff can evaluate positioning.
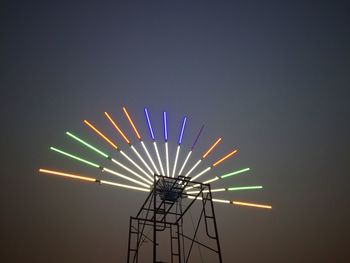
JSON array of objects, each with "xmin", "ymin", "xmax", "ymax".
[
  {"xmin": 232, "ymin": 201, "xmax": 272, "ymax": 209},
  {"xmin": 84, "ymin": 120, "xmax": 119, "ymax": 150},
  {"xmin": 39, "ymin": 168, "xmax": 95, "ymax": 182},
  {"xmin": 202, "ymin": 137, "xmax": 222, "ymax": 158},
  {"xmin": 212, "ymin": 149, "xmax": 237, "ymax": 167},
  {"xmin": 104, "ymin": 112, "xmax": 130, "ymax": 144},
  {"xmin": 123, "ymin": 107, "xmax": 141, "ymax": 140}
]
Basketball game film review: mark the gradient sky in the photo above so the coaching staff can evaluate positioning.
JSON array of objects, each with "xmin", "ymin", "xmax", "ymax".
[{"xmin": 1, "ymin": 1, "xmax": 350, "ymax": 262}]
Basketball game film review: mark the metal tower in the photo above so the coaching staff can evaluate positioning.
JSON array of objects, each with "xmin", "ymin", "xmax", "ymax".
[{"xmin": 127, "ymin": 175, "xmax": 222, "ymax": 263}]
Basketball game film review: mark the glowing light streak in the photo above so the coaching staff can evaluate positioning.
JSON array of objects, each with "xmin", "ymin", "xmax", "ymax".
[
  {"xmin": 39, "ymin": 169, "xmax": 150, "ymax": 192},
  {"xmin": 100, "ymin": 180, "xmax": 150, "ymax": 192},
  {"xmin": 50, "ymin": 147, "xmax": 100, "ymax": 168},
  {"xmin": 186, "ymin": 188, "xmax": 225, "ymax": 194},
  {"xmin": 187, "ymin": 196, "xmax": 230, "ymax": 204},
  {"xmin": 120, "ymin": 150, "xmax": 153, "ymax": 181},
  {"xmin": 228, "ymin": 186, "xmax": 262, "ymax": 191},
  {"xmin": 171, "ymin": 145, "xmax": 180, "ymax": 178},
  {"xmin": 232, "ymin": 201, "xmax": 272, "ymax": 209},
  {"xmin": 144, "ymin": 108, "xmax": 155, "ymax": 140},
  {"xmin": 191, "ymin": 125, "xmax": 204, "ymax": 151},
  {"xmin": 104, "ymin": 112, "xmax": 130, "ymax": 144},
  {"xmin": 154, "ymin": 142, "xmax": 165, "ymax": 176},
  {"xmin": 178, "ymin": 125, "xmax": 204, "ymax": 177},
  {"xmin": 178, "ymin": 151, "xmax": 192, "ymax": 176},
  {"xmin": 178, "ymin": 117, "xmax": 187, "ymax": 145},
  {"xmin": 190, "ymin": 166, "xmax": 211, "ymax": 181},
  {"xmin": 184, "ymin": 159, "xmax": 202, "ymax": 177},
  {"xmin": 131, "ymin": 145, "xmax": 154, "ymax": 175},
  {"xmin": 163, "ymin": 111, "xmax": 168, "ymax": 141},
  {"xmin": 102, "ymin": 168, "xmax": 150, "ymax": 188},
  {"xmin": 165, "ymin": 142, "xmax": 169, "ymax": 176},
  {"xmin": 123, "ymin": 107, "xmax": 141, "ymax": 140},
  {"xmin": 141, "ymin": 141, "xmax": 160, "ymax": 175},
  {"xmin": 39, "ymin": 168, "xmax": 95, "ymax": 182},
  {"xmin": 220, "ymin": 168, "xmax": 250, "ymax": 178},
  {"xmin": 111, "ymin": 158, "xmax": 152, "ymax": 185},
  {"xmin": 212, "ymin": 150, "xmax": 238, "ymax": 167},
  {"xmin": 66, "ymin": 132, "xmax": 108, "ymax": 158},
  {"xmin": 202, "ymin": 138, "xmax": 222, "ymax": 158},
  {"xmin": 84, "ymin": 120, "xmax": 119, "ymax": 150}
]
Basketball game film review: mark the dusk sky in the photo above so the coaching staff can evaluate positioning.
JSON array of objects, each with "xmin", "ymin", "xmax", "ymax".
[{"xmin": 1, "ymin": 1, "xmax": 350, "ymax": 262}]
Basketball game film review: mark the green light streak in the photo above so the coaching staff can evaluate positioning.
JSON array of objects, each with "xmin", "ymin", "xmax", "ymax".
[
  {"xmin": 66, "ymin": 131, "xmax": 108, "ymax": 158},
  {"xmin": 228, "ymin": 186, "xmax": 262, "ymax": 191},
  {"xmin": 220, "ymin": 168, "xmax": 250, "ymax": 178},
  {"xmin": 50, "ymin": 147, "xmax": 100, "ymax": 168}
]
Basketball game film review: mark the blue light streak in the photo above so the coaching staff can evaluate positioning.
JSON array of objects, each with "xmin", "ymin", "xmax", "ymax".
[
  {"xmin": 163, "ymin": 111, "xmax": 168, "ymax": 141},
  {"xmin": 144, "ymin": 108, "xmax": 155, "ymax": 140},
  {"xmin": 178, "ymin": 117, "xmax": 187, "ymax": 145}
]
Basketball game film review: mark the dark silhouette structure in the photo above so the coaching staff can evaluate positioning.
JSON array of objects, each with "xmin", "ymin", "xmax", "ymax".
[{"xmin": 127, "ymin": 175, "xmax": 222, "ymax": 263}]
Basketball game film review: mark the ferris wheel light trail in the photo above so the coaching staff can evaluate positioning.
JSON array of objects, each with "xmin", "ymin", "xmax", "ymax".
[
  {"xmin": 105, "ymin": 112, "xmax": 130, "ymax": 144},
  {"xmin": 66, "ymin": 132, "xmax": 108, "ymax": 158},
  {"xmin": 84, "ymin": 120, "xmax": 119, "ymax": 150},
  {"xmin": 123, "ymin": 107, "xmax": 141, "ymax": 140},
  {"xmin": 212, "ymin": 149, "xmax": 238, "ymax": 167},
  {"xmin": 220, "ymin": 168, "xmax": 250, "ymax": 178},
  {"xmin": 202, "ymin": 138, "xmax": 221, "ymax": 158},
  {"xmin": 66, "ymin": 131, "xmax": 151, "ymax": 184},
  {"xmin": 171, "ymin": 117, "xmax": 187, "ymax": 177},
  {"xmin": 50, "ymin": 147, "xmax": 100, "ymax": 168},
  {"xmin": 39, "ymin": 169, "xmax": 150, "ymax": 192},
  {"xmin": 178, "ymin": 125, "xmax": 204, "ymax": 176},
  {"xmin": 232, "ymin": 201, "xmax": 272, "ymax": 209},
  {"xmin": 184, "ymin": 137, "xmax": 222, "ymax": 178},
  {"xmin": 102, "ymin": 167, "xmax": 150, "ymax": 188}
]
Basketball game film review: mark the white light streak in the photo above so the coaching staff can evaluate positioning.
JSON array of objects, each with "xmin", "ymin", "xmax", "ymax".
[
  {"xmin": 185, "ymin": 159, "xmax": 202, "ymax": 177},
  {"xmin": 172, "ymin": 145, "xmax": 180, "ymax": 178},
  {"xmin": 111, "ymin": 158, "xmax": 152, "ymax": 185},
  {"xmin": 178, "ymin": 151, "xmax": 192, "ymax": 175},
  {"xmin": 191, "ymin": 166, "xmax": 212, "ymax": 181},
  {"xmin": 119, "ymin": 151, "xmax": 153, "ymax": 181},
  {"xmin": 154, "ymin": 142, "xmax": 165, "ymax": 176},
  {"xmin": 100, "ymin": 180, "xmax": 151, "ymax": 192},
  {"xmin": 165, "ymin": 142, "xmax": 169, "ymax": 177},
  {"xmin": 131, "ymin": 145, "xmax": 154, "ymax": 175},
  {"xmin": 141, "ymin": 141, "xmax": 160, "ymax": 175},
  {"xmin": 102, "ymin": 168, "xmax": 150, "ymax": 188}
]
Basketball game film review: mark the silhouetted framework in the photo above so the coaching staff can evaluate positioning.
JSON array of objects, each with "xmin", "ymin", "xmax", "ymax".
[{"xmin": 127, "ymin": 175, "xmax": 222, "ymax": 263}]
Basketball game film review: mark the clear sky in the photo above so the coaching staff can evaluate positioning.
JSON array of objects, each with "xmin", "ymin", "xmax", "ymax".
[{"xmin": 1, "ymin": 1, "xmax": 349, "ymax": 262}]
